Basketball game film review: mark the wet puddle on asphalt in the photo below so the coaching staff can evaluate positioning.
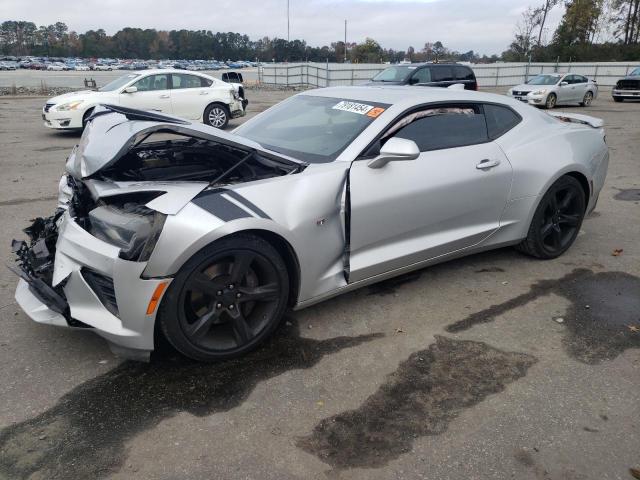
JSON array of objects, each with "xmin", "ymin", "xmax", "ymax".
[
  {"xmin": 297, "ymin": 336, "xmax": 536, "ymax": 469},
  {"xmin": 299, "ymin": 268, "xmax": 639, "ymax": 469},
  {"xmin": 614, "ymin": 188, "xmax": 640, "ymax": 202},
  {"xmin": 2, "ymin": 268, "xmax": 638, "ymax": 476},
  {"xmin": 0, "ymin": 321, "xmax": 381, "ymax": 479},
  {"xmin": 447, "ymin": 268, "xmax": 640, "ymax": 364}
]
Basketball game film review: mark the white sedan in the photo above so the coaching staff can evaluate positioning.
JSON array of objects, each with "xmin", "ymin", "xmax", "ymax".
[
  {"xmin": 42, "ymin": 69, "xmax": 247, "ymax": 130},
  {"xmin": 508, "ymin": 73, "xmax": 598, "ymax": 109}
]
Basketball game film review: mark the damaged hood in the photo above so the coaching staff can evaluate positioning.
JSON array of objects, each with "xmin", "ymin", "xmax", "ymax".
[{"xmin": 66, "ymin": 104, "xmax": 303, "ymax": 179}]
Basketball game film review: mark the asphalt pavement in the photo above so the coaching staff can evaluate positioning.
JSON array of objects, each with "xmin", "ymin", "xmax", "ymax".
[{"xmin": 0, "ymin": 89, "xmax": 638, "ymax": 480}]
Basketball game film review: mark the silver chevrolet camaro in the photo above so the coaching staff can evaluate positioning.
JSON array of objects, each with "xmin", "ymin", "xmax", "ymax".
[{"xmin": 12, "ymin": 86, "xmax": 609, "ymax": 361}]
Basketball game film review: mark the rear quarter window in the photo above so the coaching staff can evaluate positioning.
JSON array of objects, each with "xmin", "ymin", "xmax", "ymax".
[
  {"xmin": 455, "ymin": 66, "xmax": 475, "ymax": 81},
  {"xmin": 484, "ymin": 104, "xmax": 521, "ymax": 139},
  {"xmin": 431, "ymin": 66, "xmax": 454, "ymax": 82}
]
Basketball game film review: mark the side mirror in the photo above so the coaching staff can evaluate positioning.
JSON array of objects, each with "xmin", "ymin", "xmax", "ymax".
[
  {"xmin": 560, "ymin": 81, "xmax": 568, "ymax": 86},
  {"xmin": 123, "ymin": 86, "xmax": 137, "ymax": 93},
  {"xmin": 409, "ymin": 77, "xmax": 419, "ymax": 85},
  {"xmin": 367, "ymin": 137, "xmax": 420, "ymax": 169}
]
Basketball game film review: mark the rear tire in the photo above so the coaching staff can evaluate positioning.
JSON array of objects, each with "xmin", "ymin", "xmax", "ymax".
[
  {"xmin": 515, "ymin": 175, "xmax": 586, "ymax": 259},
  {"xmin": 204, "ymin": 103, "xmax": 230, "ymax": 129},
  {"xmin": 580, "ymin": 91, "xmax": 593, "ymax": 107},
  {"xmin": 158, "ymin": 234, "xmax": 289, "ymax": 361}
]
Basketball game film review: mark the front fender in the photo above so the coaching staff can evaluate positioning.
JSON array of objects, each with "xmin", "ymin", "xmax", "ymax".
[{"xmin": 142, "ymin": 202, "xmax": 298, "ymax": 279}]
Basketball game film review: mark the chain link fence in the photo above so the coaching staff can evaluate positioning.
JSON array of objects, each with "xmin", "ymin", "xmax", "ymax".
[{"xmin": 259, "ymin": 61, "xmax": 640, "ymax": 88}]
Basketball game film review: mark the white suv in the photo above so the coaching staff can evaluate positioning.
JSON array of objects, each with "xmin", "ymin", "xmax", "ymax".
[{"xmin": 42, "ymin": 69, "xmax": 247, "ymax": 130}]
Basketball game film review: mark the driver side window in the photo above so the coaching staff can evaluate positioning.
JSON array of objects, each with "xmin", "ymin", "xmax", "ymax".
[
  {"xmin": 411, "ymin": 68, "xmax": 431, "ymax": 84},
  {"xmin": 133, "ymin": 74, "xmax": 169, "ymax": 92},
  {"xmin": 386, "ymin": 105, "xmax": 488, "ymax": 152}
]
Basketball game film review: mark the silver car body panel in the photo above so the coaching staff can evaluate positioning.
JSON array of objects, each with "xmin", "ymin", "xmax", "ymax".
[{"xmin": 14, "ymin": 86, "xmax": 609, "ymax": 358}]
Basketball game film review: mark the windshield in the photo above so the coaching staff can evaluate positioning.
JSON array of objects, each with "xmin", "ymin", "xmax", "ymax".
[
  {"xmin": 99, "ymin": 74, "xmax": 140, "ymax": 92},
  {"xmin": 631, "ymin": 67, "xmax": 640, "ymax": 76},
  {"xmin": 372, "ymin": 66, "xmax": 413, "ymax": 82},
  {"xmin": 526, "ymin": 75, "xmax": 561, "ymax": 86},
  {"xmin": 235, "ymin": 95, "xmax": 390, "ymax": 163}
]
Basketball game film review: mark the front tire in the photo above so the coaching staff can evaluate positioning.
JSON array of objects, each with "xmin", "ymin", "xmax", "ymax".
[
  {"xmin": 544, "ymin": 93, "xmax": 557, "ymax": 109},
  {"xmin": 516, "ymin": 175, "xmax": 586, "ymax": 259},
  {"xmin": 204, "ymin": 103, "xmax": 230, "ymax": 129},
  {"xmin": 158, "ymin": 234, "xmax": 289, "ymax": 361}
]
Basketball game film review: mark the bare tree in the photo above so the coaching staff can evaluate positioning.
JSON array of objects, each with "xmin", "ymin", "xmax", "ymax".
[{"xmin": 536, "ymin": 0, "xmax": 561, "ymax": 45}]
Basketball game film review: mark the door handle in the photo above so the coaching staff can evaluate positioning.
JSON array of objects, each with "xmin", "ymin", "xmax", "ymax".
[
  {"xmin": 199, "ymin": 91, "xmax": 209, "ymax": 95},
  {"xmin": 159, "ymin": 94, "xmax": 170, "ymax": 98},
  {"xmin": 476, "ymin": 159, "xmax": 500, "ymax": 170}
]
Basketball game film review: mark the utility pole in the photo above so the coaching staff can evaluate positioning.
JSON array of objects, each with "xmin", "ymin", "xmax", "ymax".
[
  {"xmin": 287, "ymin": 0, "xmax": 290, "ymax": 42},
  {"xmin": 344, "ymin": 20, "xmax": 347, "ymax": 62}
]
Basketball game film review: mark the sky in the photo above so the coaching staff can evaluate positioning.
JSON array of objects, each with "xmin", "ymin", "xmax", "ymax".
[{"xmin": 1, "ymin": 0, "xmax": 565, "ymax": 55}]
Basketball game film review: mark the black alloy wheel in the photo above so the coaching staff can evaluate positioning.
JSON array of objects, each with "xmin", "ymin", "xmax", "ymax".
[
  {"xmin": 158, "ymin": 234, "xmax": 289, "ymax": 361},
  {"xmin": 516, "ymin": 175, "xmax": 586, "ymax": 259}
]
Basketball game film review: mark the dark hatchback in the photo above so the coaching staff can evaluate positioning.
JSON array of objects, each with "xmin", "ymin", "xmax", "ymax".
[{"xmin": 368, "ymin": 63, "xmax": 478, "ymax": 90}]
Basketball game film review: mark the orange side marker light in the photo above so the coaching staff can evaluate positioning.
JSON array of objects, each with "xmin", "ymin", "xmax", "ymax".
[{"xmin": 146, "ymin": 281, "xmax": 168, "ymax": 315}]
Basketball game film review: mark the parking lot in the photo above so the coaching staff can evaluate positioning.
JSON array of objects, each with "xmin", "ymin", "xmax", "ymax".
[{"xmin": 0, "ymin": 89, "xmax": 638, "ymax": 480}]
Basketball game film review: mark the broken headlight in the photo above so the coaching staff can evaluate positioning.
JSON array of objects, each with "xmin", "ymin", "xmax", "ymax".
[{"xmin": 88, "ymin": 203, "xmax": 166, "ymax": 262}]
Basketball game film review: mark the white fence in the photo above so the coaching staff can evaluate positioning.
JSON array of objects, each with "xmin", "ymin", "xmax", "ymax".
[{"xmin": 259, "ymin": 62, "xmax": 640, "ymax": 88}]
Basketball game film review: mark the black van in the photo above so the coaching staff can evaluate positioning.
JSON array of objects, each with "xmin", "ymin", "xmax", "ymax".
[{"xmin": 368, "ymin": 63, "xmax": 478, "ymax": 90}]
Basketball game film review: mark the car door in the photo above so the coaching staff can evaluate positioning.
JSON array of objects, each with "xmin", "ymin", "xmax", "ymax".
[
  {"xmin": 348, "ymin": 104, "xmax": 513, "ymax": 283},
  {"xmin": 557, "ymin": 75, "xmax": 576, "ymax": 103},
  {"xmin": 171, "ymin": 73, "xmax": 212, "ymax": 120},
  {"xmin": 119, "ymin": 73, "xmax": 172, "ymax": 113},
  {"xmin": 572, "ymin": 75, "xmax": 588, "ymax": 100}
]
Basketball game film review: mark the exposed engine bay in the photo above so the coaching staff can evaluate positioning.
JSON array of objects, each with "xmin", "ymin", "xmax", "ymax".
[{"xmin": 97, "ymin": 135, "xmax": 301, "ymax": 183}]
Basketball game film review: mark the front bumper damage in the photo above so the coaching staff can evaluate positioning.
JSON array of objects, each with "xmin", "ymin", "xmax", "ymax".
[
  {"xmin": 12, "ymin": 104, "xmax": 303, "ymax": 361},
  {"xmin": 12, "ymin": 211, "xmax": 170, "ymax": 361}
]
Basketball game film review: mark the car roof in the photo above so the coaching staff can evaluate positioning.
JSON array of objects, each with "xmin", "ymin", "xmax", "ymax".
[
  {"xmin": 136, "ymin": 68, "xmax": 215, "ymax": 78},
  {"xmin": 395, "ymin": 63, "xmax": 465, "ymax": 67},
  {"xmin": 302, "ymin": 85, "xmax": 520, "ymax": 109}
]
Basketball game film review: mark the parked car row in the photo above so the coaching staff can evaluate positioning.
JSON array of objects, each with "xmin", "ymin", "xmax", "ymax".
[
  {"xmin": 2, "ymin": 56, "xmax": 259, "ymax": 72},
  {"xmin": 370, "ymin": 62, "xmax": 639, "ymax": 108}
]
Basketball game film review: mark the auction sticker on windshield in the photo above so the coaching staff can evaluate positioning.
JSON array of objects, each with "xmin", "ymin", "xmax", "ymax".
[{"xmin": 333, "ymin": 100, "xmax": 375, "ymax": 115}]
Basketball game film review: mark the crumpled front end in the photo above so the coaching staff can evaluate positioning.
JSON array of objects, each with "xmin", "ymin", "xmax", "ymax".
[
  {"xmin": 12, "ymin": 197, "xmax": 172, "ymax": 361},
  {"xmin": 12, "ymin": 105, "xmax": 303, "ymax": 360}
]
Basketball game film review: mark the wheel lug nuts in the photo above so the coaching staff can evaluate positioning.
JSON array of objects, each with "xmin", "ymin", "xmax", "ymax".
[
  {"xmin": 228, "ymin": 304, "xmax": 235, "ymax": 309},
  {"xmin": 228, "ymin": 284, "xmax": 234, "ymax": 289},
  {"xmin": 216, "ymin": 303, "xmax": 222, "ymax": 308},
  {"xmin": 216, "ymin": 290, "xmax": 222, "ymax": 296},
  {"xmin": 236, "ymin": 293, "xmax": 241, "ymax": 298}
]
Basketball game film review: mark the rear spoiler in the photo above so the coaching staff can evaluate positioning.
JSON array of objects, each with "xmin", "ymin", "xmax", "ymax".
[{"xmin": 548, "ymin": 112, "xmax": 604, "ymax": 129}]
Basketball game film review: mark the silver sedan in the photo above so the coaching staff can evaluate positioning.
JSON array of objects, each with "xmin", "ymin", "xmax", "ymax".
[
  {"xmin": 12, "ymin": 87, "xmax": 609, "ymax": 361},
  {"xmin": 508, "ymin": 73, "xmax": 598, "ymax": 109}
]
